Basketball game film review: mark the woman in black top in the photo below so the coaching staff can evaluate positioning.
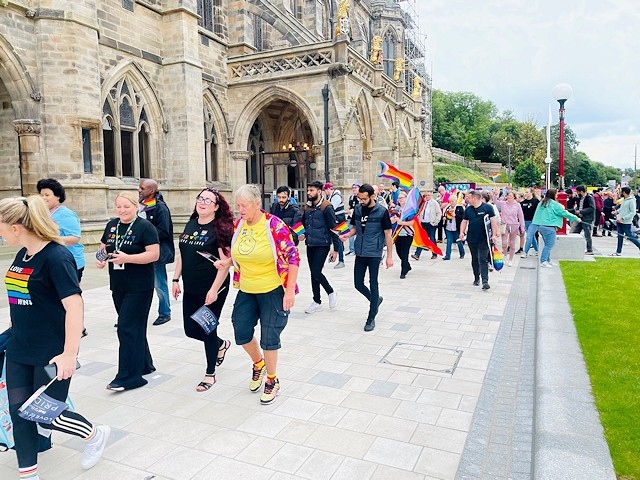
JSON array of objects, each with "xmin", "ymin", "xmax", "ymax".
[
  {"xmin": 97, "ymin": 192, "xmax": 159, "ymax": 392},
  {"xmin": 172, "ymin": 188, "xmax": 234, "ymax": 391},
  {"xmin": 0, "ymin": 196, "xmax": 109, "ymax": 478}
]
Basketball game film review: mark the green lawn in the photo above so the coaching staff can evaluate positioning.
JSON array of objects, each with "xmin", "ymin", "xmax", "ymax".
[
  {"xmin": 561, "ymin": 258, "xmax": 640, "ymax": 479},
  {"xmin": 433, "ymin": 163, "xmax": 493, "ymax": 184}
]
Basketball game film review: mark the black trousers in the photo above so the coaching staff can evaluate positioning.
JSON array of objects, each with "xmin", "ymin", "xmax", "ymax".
[
  {"xmin": 112, "ymin": 289, "xmax": 154, "ymax": 389},
  {"xmin": 7, "ymin": 360, "xmax": 93, "ymax": 468},
  {"xmin": 354, "ymin": 255, "xmax": 381, "ymax": 321},
  {"xmin": 394, "ymin": 235, "xmax": 413, "ymax": 275},
  {"xmin": 183, "ymin": 275, "xmax": 230, "ymax": 375},
  {"xmin": 468, "ymin": 242, "xmax": 490, "ymax": 283},
  {"xmin": 306, "ymin": 245, "xmax": 334, "ymax": 304}
]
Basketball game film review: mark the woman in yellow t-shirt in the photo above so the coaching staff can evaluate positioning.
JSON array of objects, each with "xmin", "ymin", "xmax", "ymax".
[{"xmin": 216, "ymin": 184, "xmax": 299, "ymax": 405}]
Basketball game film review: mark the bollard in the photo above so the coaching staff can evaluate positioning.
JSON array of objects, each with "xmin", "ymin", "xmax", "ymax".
[{"xmin": 556, "ymin": 190, "xmax": 568, "ymax": 235}]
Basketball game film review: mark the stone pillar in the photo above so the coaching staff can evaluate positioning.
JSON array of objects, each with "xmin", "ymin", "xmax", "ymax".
[
  {"xmin": 161, "ymin": 6, "xmax": 205, "ymax": 189},
  {"xmin": 13, "ymin": 119, "xmax": 42, "ymax": 195},
  {"xmin": 229, "ymin": 150, "xmax": 250, "ymax": 197}
]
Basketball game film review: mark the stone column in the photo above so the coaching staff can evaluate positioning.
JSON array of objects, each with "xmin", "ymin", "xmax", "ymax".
[
  {"xmin": 13, "ymin": 119, "xmax": 42, "ymax": 195},
  {"xmin": 229, "ymin": 150, "xmax": 250, "ymax": 198}
]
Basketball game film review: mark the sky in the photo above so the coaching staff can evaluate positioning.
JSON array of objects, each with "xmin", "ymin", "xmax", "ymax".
[{"xmin": 415, "ymin": 0, "xmax": 640, "ymax": 170}]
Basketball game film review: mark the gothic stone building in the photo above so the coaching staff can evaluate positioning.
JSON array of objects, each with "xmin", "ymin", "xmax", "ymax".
[{"xmin": 0, "ymin": 0, "xmax": 432, "ymax": 240}]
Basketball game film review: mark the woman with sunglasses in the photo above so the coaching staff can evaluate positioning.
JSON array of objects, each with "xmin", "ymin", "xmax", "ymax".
[{"xmin": 172, "ymin": 188, "xmax": 234, "ymax": 391}]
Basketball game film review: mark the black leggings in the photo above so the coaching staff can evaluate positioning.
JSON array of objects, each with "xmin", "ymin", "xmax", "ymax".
[
  {"xmin": 354, "ymin": 255, "xmax": 381, "ymax": 321},
  {"xmin": 182, "ymin": 275, "xmax": 230, "ymax": 375},
  {"xmin": 7, "ymin": 360, "xmax": 93, "ymax": 468},
  {"xmin": 394, "ymin": 235, "xmax": 413, "ymax": 275}
]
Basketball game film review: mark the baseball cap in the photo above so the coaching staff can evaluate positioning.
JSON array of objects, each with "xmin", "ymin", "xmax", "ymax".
[
  {"xmin": 323, "ymin": 182, "xmax": 333, "ymax": 189},
  {"xmin": 352, "ymin": 183, "xmax": 361, "ymax": 188}
]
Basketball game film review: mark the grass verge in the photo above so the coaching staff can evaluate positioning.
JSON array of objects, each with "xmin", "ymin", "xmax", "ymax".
[{"xmin": 561, "ymin": 258, "xmax": 640, "ymax": 480}]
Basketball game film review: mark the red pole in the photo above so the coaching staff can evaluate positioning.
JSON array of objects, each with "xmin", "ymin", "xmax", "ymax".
[{"xmin": 556, "ymin": 100, "xmax": 568, "ymax": 235}]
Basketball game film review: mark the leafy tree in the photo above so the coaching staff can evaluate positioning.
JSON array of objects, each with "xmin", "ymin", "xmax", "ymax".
[
  {"xmin": 431, "ymin": 90, "xmax": 497, "ymax": 160},
  {"xmin": 513, "ymin": 159, "xmax": 543, "ymax": 187}
]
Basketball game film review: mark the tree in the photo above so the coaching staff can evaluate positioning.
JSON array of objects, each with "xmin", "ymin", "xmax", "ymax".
[
  {"xmin": 513, "ymin": 159, "xmax": 543, "ymax": 187},
  {"xmin": 431, "ymin": 90, "xmax": 497, "ymax": 160}
]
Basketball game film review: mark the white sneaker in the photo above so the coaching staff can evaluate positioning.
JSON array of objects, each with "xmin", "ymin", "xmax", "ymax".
[
  {"xmin": 81, "ymin": 425, "xmax": 111, "ymax": 470},
  {"xmin": 507, "ymin": 260, "xmax": 513, "ymax": 267},
  {"xmin": 328, "ymin": 292, "xmax": 338, "ymax": 309},
  {"xmin": 334, "ymin": 262, "xmax": 345, "ymax": 269},
  {"xmin": 520, "ymin": 253, "xmax": 528, "ymax": 259},
  {"xmin": 539, "ymin": 262, "xmax": 550, "ymax": 268},
  {"xmin": 533, "ymin": 251, "xmax": 539, "ymax": 256},
  {"xmin": 304, "ymin": 302, "xmax": 323, "ymax": 314}
]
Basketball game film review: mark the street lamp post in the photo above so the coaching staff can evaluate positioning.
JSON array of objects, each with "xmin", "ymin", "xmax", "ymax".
[
  {"xmin": 553, "ymin": 83, "xmax": 573, "ymax": 235},
  {"xmin": 507, "ymin": 142, "xmax": 513, "ymax": 186}
]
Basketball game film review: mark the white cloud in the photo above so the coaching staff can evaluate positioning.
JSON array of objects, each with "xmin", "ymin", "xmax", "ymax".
[{"xmin": 414, "ymin": 0, "xmax": 640, "ymax": 169}]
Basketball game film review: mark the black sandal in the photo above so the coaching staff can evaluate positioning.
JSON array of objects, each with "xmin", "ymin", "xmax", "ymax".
[
  {"xmin": 216, "ymin": 339, "xmax": 231, "ymax": 366},
  {"xmin": 196, "ymin": 374, "xmax": 216, "ymax": 392}
]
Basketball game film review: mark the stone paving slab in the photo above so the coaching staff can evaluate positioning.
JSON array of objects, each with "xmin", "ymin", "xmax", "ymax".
[{"xmin": 1, "ymin": 230, "xmax": 624, "ymax": 479}]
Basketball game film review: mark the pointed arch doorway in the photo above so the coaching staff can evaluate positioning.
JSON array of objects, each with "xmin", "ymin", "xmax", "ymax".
[{"xmin": 245, "ymin": 100, "xmax": 316, "ymax": 208}]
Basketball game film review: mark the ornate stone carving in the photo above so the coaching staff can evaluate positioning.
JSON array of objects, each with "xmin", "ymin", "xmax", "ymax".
[
  {"xmin": 328, "ymin": 63, "xmax": 353, "ymax": 78},
  {"xmin": 230, "ymin": 50, "xmax": 333, "ymax": 80},
  {"xmin": 412, "ymin": 76, "xmax": 423, "ymax": 97},
  {"xmin": 369, "ymin": 36, "xmax": 383, "ymax": 65},
  {"xmin": 25, "ymin": 8, "xmax": 37, "ymax": 18},
  {"xmin": 162, "ymin": 121, "xmax": 169, "ymax": 133},
  {"xmin": 13, "ymin": 119, "xmax": 42, "ymax": 135},
  {"xmin": 335, "ymin": 0, "xmax": 350, "ymax": 37},
  {"xmin": 363, "ymin": 152, "xmax": 372, "ymax": 161},
  {"xmin": 393, "ymin": 58, "xmax": 404, "ymax": 82},
  {"xmin": 230, "ymin": 151, "xmax": 250, "ymax": 161},
  {"xmin": 30, "ymin": 91, "xmax": 42, "ymax": 102}
]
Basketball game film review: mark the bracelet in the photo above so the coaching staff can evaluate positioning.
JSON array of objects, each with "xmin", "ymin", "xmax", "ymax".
[{"xmin": 172, "ymin": 279, "xmax": 180, "ymax": 283}]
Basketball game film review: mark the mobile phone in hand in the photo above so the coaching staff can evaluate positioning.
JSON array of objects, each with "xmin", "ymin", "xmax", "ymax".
[
  {"xmin": 44, "ymin": 361, "xmax": 81, "ymax": 380},
  {"xmin": 197, "ymin": 251, "xmax": 219, "ymax": 263}
]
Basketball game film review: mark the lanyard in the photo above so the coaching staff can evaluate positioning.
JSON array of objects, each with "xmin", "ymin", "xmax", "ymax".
[{"xmin": 114, "ymin": 217, "xmax": 136, "ymax": 252}]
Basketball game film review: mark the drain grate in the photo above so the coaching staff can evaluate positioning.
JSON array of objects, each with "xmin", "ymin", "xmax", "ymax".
[{"xmin": 380, "ymin": 342, "xmax": 463, "ymax": 374}]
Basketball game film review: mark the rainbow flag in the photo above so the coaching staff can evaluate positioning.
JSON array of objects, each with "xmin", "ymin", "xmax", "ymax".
[
  {"xmin": 331, "ymin": 221, "xmax": 350, "ymax": 235},
  {"xmin": 491, "ymin": 173, "xmax": 501, "ymax": 182},
  {"xmin": 378, "ymin": 161, "xmax": 413, "ymax": 190},
  {"xmin": 492, "ymin": 245, "xmax": 504, "ymax": 271},
  {"xmin": 411, "ymin": 217, "xmax": 443, "ymax": 256},
  {"xmin": 292, "ymin": 222, "xmax": 305, "ymax": 236},
  {"xmin": 141, "ymin": 198, "xmax": 156, "ymax": 211},
  {"xmin": 400, "ymin": 187, "xmax": 422, "ymax": 222}
]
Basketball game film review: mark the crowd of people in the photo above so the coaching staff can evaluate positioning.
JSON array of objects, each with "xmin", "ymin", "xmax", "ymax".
[{"xmin": 1, "ymin": 175, "xmax": 639, "ymax": 479}]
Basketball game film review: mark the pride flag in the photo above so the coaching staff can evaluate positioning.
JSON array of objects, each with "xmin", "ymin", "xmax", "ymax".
[
  {"xmin": 292, "ymin": 222, "xmax": 305, "ymax": 236},
  {"xmin": 141, "ymin": 198, "xmax": 156, "ymax": 211},
  {"xmin": 492, "ymin": 245, "xmax": 504, "ymax": 271},
  {"xmin": 378, "ymin": 161, "xmax": 413, "ymax": 190},
  {"xmin": 400, "ymin": 187, "xmax": 422, "ymax": 222},
  {"xmin": 491, "ymin": 173, "xmax": 501, "ymax": 182},
  {"xmin": 411, "ymin": 217, "xmax": 443, "ymax": 256},
  {"xmin": 331, "ymin": 221, "xmax": 350, "ymax": 235}
]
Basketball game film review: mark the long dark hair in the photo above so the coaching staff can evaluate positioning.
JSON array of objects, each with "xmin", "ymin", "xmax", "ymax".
[
  {"xmin": 541, "ymin": 188, "xmax": 556, "ymax": 207},
  {"xmin": 190, "ymin": 188, "xmax": 234, "ymax": 251}
]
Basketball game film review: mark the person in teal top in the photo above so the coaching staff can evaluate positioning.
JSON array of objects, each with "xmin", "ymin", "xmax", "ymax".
[
  {"xmin": 525, "ymin": 188, "xmax": 579, "ymax": 268},
  {"xmin": 38, "ymin": 178, "xmax": 87, "ymax": 336}
]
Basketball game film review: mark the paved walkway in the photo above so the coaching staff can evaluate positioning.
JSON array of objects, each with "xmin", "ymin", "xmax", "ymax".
[{"xmin": 0, "ymin": 230, "xmax": 630, "ymax": 479}]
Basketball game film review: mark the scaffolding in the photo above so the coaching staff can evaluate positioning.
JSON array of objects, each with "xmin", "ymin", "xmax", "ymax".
[{"xmin": 398, "ymin": 0, "xmax": 431, "ymax": 142}]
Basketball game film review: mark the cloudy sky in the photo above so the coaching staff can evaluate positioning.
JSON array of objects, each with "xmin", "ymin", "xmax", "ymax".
[{"xmin": 415, "ymin": 0, "xmax": 640, "ymax": 170}]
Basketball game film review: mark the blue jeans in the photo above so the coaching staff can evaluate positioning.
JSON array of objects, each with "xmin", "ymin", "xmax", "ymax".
[
  {"xmin": 444, "ymin": 229, "xmax": 465, "ymax": 259},
  {"xmin": 337, "ymin": 240, "xmax": 344, "ymax": 262},
  {"xmin": 154, "ymin": 263, "xmax": 171, "ymax": 317},
  {"xmin": 523, "ymin": 220, "xmax": 538, "ymax": 252},
  {"xmin": 415, "ymin": 223, "xmax": 437, "ymax": 257},
  {"xmin": 348, "ymin": 235, "xmax": 356, "ymax": 254},
  {"xmin": 616, "ymin": 223, "xmax": 640, "ymax": 253},
  {"xmin": 538, "ymin": 226, "xmax": 557, "ymax": 264}
]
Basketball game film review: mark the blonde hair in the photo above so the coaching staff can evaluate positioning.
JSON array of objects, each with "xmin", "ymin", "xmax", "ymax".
[
  {"xmin": 116, "ymin": 191, "xmax": 139, "ymax": 207},
  {"xmin": 0, "ymin": 195, "xmax": 61, "ymax": 242},
  {"xmin": 235, "ymin": 184, "xmax": 262, "ymax": 204}
]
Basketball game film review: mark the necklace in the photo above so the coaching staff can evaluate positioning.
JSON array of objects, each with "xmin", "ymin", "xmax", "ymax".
[
  {"xmin": 23, "ymin": 241, "xmax": 47, "ymax": 262},
  {"xmin": 114, "ymin": 216, "xmax": 137, "ymax": 252}
]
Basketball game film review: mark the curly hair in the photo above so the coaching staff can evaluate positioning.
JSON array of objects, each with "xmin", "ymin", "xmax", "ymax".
[
  {"xmin": 36, "ymin": 178, "xmax": 66, "ymax": 203},
  {"xmin": 190, "ymin": 188, "xmax": 234, "ymax": 252}
]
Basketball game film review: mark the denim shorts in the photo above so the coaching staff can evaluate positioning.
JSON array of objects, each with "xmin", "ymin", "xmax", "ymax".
[{"xmin": 231, "ymin": 286, "xmax": 288, "ymax": 350}]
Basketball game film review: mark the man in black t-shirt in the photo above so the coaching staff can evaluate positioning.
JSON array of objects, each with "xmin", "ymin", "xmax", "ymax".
[
  {"xmin": 340, "ymin": 184, "xmax": 394, "ymax": 332},
  {"xmin": 459, "ymin": 190, "xmax": 499, "ymax": 290}
]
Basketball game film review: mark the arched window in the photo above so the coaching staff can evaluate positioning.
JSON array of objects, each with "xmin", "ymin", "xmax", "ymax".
[
  {"xmin": 102, "ymin": 78, "xmax": 151, "ymax": 178},
  {"xmin": 382, "ymin": 31, "xmax": 396, "ymax": 78},
  {"xmin": 203, "ymin": 105, "xmax": 219, "ymax": 182},
  {"xmin": 248, "ymin": 121, "xmax": 264, "ymax": 184}
]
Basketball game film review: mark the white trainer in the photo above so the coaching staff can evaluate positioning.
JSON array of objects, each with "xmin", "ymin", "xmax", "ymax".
[
  {"xmin": 81, "ymin": 425, "xmax": 111, "ymax": 470},
  {"xmin": 304, "ymin": 302, "xmax": 323, "ymax": 314},
  {"xmin": 328, "ymin": 292, "xmax": 338, "ymax": 309}
]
